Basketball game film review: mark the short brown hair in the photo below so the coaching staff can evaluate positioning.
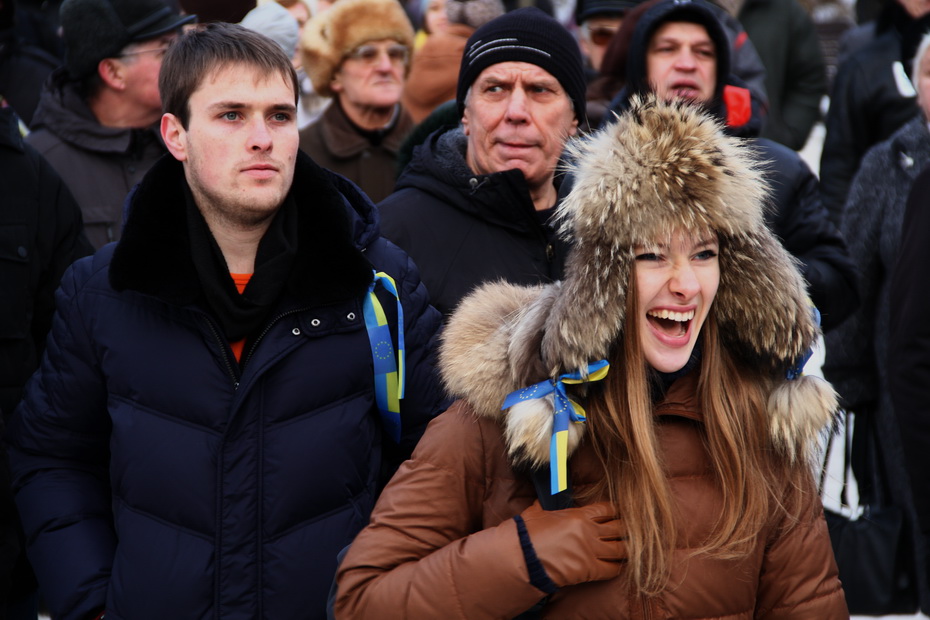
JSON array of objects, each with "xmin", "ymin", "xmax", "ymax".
[{"xmin": 159, "ymin": 22, "xmax": 299, "ymax": 128}]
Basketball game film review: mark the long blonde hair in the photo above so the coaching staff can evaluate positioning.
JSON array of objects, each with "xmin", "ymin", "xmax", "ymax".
[{"xmin": 581, "ymin": 286, "xmax": 810, "ymax": 595}]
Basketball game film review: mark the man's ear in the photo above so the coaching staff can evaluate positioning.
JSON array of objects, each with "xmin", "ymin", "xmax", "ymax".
[
  {"xmin": 461, "ymin": 107, "xmax": 470, "ymax": 136},
  {"xmin": 161, "ymin": 113, "xmax": 188, "ymax": 162},
  {"xmin": 98, "ymin": 57, "xmax": 129, "ymax": 91}
]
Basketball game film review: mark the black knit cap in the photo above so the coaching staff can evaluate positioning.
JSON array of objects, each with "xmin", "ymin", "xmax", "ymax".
[
  {"xmin": 60, "ymin": 0, "xmax": 197, "ymax": 79},
  {"xmin": 456, "ymin": 7, "xmax": 586, "ymax": 122}
]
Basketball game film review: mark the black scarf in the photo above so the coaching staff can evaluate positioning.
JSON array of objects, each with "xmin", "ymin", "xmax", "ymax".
[{"xmin": 185, "ymin": 185, "xmax": 298, "ymax": 343}]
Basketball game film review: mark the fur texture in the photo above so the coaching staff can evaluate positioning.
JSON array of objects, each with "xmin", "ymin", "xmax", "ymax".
[
  {"xmin": 300, "ymin": 0, "xmax": 415, "ymax": 97},
  {"xmin": 440, "ymin": 96, "xmax": 837, "ymax": 469}
]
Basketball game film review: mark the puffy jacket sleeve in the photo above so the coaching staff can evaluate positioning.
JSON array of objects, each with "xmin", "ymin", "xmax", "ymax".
[
  {"xmin": 754, "ymin": 475, "xmax": 848, "ymax": 619},
  {"xmin": 5, "ymin": 256, "xmax": 114, "ymax": 620},
  {"xmin": 335, "ymin": 403, "xmax": 548, "ymax": 619}
]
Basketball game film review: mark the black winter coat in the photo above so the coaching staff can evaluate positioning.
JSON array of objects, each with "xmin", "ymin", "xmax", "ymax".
[
  {"xmin": 378, "ymin": 128, "xmax": 569, "ymax": 316},
  {"xmin": 0, "ymin": 106, "xmax": 92, "ymax": 420},
  {"xmin": 6, "ymin": 152, "xmax": 447, "ymax": 620},
  {"xmin": 888, "ymin": 163, "xmax": 930, "ymax": 569},
  {"xmin": 819, "ymin": 9, "xmax": 930, "ymax": 224},
  {"xmin": 0, "ymin": 104, "xmax": 90, "ymax": 611}
]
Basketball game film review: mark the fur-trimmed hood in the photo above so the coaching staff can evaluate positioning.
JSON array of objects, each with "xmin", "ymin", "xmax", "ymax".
[{"xmin": 440, "ymin": 96, "xmax": 837, "ymax": 469}]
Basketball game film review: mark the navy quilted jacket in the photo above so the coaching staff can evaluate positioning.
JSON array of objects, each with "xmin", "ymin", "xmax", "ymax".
[{"xmin": 6, "ymin": 153, "xmax": 446, "ymax": 620}]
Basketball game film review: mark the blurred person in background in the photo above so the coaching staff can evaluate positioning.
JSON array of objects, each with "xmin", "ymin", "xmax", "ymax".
[
  {"xmin": 824, "ymin": 32, "xmax": 930, "ymax": 612},
  {"xmin": 26, "ymin": 0, "xmax": 195, "ymax": 248},
  {"xmin": 299, "ymin": 0, "xmax": 416, "ymax": 202},
  {"xmin": 710, "ymin": 0, "xmax": 827, "ymax": 150},
  {"xmin": 0, "ymin": 0, "xmax": 59, "ymax": 127},
  {"xmin": 0, "ymin": 102, "xmax": 92, "ymax": 620},
  {"xmin": 402, "ymin": 0, "xmax": 505, "ymax": 124},
  {"xmin": 820, "ymin": 0, "xmax": 930, "ymax": 225},
  {"xmin": 575, "ymin": 0, "xmax": 643, "ymax": 80}
]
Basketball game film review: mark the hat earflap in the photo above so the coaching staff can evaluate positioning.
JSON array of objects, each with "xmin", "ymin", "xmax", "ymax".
[{"xmin": 768, "ymin": 375, "xmax": 839, "ymax": 461}]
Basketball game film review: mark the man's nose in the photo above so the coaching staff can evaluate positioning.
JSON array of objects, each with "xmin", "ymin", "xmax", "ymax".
[
  {"xmin": 505, "ymin": 88, "xmax": 530, "ymax": 122},
  {"xmin": 248, "ymin": 118, "xmax": 273, "ymax": 151}
]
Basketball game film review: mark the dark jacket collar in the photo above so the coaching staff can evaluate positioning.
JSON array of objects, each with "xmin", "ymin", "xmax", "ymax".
[{"xmin": 109, "ymin": 151, "xmax": 374, "ymax": 307}]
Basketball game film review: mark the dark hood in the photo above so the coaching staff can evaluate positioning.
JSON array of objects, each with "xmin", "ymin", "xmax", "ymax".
[{"xmin": 625, "ymin": 0, "xmax": 731, "ymax": 112}]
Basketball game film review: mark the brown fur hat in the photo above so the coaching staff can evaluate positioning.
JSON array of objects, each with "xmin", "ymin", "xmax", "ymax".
[
  {"xmin": 300, "ymin": 0, "xmax": 415, "ymax": 96},
  {"xmin": 440, "ymin": 95, "xmax": 837, "ymax": 466}
]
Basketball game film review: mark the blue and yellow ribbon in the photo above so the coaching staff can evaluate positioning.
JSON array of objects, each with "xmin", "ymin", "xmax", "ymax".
[
  {"xmin": 363, "ymin": 271, "xmax": 405, "ymax": 442},
  {"xmin": 786, "ymin": 305, "xmax": 820, "ymax": 381},
  {"xmin": 501, "ymin": 360, "xmax": 610, "ymax": 494}
]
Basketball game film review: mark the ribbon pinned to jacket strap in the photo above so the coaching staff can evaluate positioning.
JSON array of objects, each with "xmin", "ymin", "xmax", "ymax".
[
  {"xmin": 363, "ymin": 271, "xmax": 405, "ymax": 442},
  {"xmin": 501, "ymin": 360, "xmax": 610, "ymax": 494}
]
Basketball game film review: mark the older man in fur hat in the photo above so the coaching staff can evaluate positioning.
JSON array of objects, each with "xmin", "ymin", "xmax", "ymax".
[
  {"xmin": 298, "ymin": 0, "xmax": 416, "ymax": 202},
  {"xmin": 25, "ymin": 0, "xmax": 196, "ymax": 249},
  {"xmin": 378, "ymin": 7, "xmax": 587, "ymax": 316}
]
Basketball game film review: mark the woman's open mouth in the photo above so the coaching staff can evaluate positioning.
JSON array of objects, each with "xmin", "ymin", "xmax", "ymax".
[{"xmin": 646, "ymin": 308, "xmax": 695, "ymax": 338}]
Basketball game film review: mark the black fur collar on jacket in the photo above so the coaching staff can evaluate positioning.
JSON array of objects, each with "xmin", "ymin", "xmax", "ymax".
[{"xmin": 109, "ymin": 151, "xmax": 374, "ymax": 308}]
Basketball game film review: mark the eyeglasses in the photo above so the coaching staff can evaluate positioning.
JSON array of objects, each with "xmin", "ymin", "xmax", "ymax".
[
  {"xmin": 588, "ymin": 26, "xmax": 618, "ymax": 47},
  {"xmin": 120, "ymin": 45, "xmax": 172, "ymax": 60},
  {"xmin": 346, "ymin": 44, "xmax": 409, "ymax": 66}
]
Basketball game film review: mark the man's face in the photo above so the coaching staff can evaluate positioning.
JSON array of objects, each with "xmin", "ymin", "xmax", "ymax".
[
  {"xmin": 462, "ymin": 61, "xmax": 578, "ymax": 195},
  {"xmin": 161, "ymin": 64, "xmax": 299, "ymax": 231},
  {"xmin": 331, "ymin": 38, "xmax": 407, "ymax": 110},
  {"xmin": 646, "ymin": 21, "xmax": 716, "ymax": 105},
  {"xmin": 580, "ymin": 15, "xmax": 623, "ymax": 72},
  {"xmin": 118, "ymin": 33, "xmax": 178, "ymax": 118}
]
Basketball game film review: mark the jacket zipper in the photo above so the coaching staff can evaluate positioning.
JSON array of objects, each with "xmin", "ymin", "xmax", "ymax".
[
  {"xmin": 240, "ymin": 307, "xmax": 308, "ymax": 370},
  {"xmin": 201, "ymin": 314, "xmax": 240, "ymax": 389}
]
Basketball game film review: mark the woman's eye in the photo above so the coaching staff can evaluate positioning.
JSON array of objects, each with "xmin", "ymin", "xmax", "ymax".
[
  {"xmin": 635, "ymin": 253, "xmax": 660, "ymax": 261},
  {"xmin": 694, "ymin": 249, "xmax": 718, "ymax": 260}
]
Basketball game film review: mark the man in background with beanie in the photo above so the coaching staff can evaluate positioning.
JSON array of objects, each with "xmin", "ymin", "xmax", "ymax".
[
  {"xmin": 378, "ymin": 6, "xmax": 585, "ymax": 316},
  {"xmin": 7, "ymin": 22, "xmax": 445, "ymax": 620},
  {"xmin": 25, "ymin": 0, "xmax": 195, "ymax": 248}
]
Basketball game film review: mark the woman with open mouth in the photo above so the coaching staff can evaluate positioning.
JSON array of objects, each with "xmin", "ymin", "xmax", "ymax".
[{"xmin": 331, "ymin": 95, "xmax": 848, "ymax": 619}]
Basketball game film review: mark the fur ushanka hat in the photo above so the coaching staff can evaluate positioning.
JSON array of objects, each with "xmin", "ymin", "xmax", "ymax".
[
  {"xmin": 440, "ymin": 96, "xmax": 837, "ymax": 474},
  {"xmin": 300, "ymin": 0, "xmax": 415, "ymax": 97}
]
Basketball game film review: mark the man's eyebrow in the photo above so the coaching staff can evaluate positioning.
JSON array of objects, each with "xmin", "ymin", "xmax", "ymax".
[{"xmin": 206, "ymin": 102, "xmax": 298, "ymax": 113}]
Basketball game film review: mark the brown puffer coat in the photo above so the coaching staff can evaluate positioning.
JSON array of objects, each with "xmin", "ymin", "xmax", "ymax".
[{"xmin": 335, "ymin": 370, "xmax": 847, "ymax": 619}]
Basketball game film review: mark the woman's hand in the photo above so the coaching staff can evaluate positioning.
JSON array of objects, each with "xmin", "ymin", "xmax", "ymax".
[{"xmin": 518, "ymin": 500, "xmax": 627, "ymax": 587}]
